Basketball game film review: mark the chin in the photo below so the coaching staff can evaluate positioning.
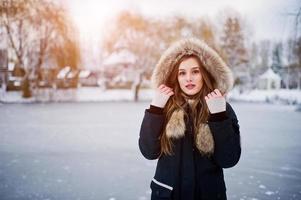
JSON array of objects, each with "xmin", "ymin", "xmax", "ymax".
[{"xmin": 184, "ymin": 90, "xmax": 198, "ymax": 96}]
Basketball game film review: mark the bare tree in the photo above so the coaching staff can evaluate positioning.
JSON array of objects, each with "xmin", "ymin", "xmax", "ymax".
[
  {"xmin": 0, "ymin": 0, "xmax": 30, "ymax": 69},
  {"xmin": 285, "ymin": 6, "xmax": 301, "ymax": 89},
  {"xmin": 102, "ymin": 11, "xmax": 162, "ymax": 101},
  {"xmin": 0, "ymin": 0, "xmax": 80, "ymax": 97}
]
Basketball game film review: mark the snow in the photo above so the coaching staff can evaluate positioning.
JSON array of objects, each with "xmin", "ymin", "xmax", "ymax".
[
  {"xmin": 0, "ymin": 88, "xmax": 154, "ymax": 103},
  {"xmin": 66, "ymin": 70, "xmax": 77, "ymax": 79},
  {"xmin": 57, "ymin": 66, "xmax": 71, "ymax": 79},
  {"xmin": 0, "ymin": 102, "xmax": 300, "ymax": 200},
  {"xmin": 8, "ymin": 62, "xmax": 14, "ymax": 70},
  {"xmin": 259, "ymin": 185, "xmax": 266, "ymax": 189},
  {"xmin": 79, "ymin": 70, "xmax": 91, "ymax": 78},
  {"xmin": 265, "ymin": 191, "xmax": 275, "ymax": 195},
  {"xmin": 102, "ymin": 49, "xmax": 137, "ymax": 66},
  {"xmin": 1, "ymin": 87, "xmax": 301, "ymax": 106},
  {"xmin": 259, "ymin": 68, "xmax": 281, "ymax": 80},
  {"xmin": 228, "ymin": 88, "xmax": 301, "ymax": 104}
]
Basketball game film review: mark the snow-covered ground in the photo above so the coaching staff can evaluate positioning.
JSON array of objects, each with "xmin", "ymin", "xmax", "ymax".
[
  {"xmin": 228, "ymin": 88, "xmax": 301, "ymax": 105},
  {"xmin": 1, "ymin": 87, "xmax": 301, "ymax": 105},
  {"xmin": 0, "ymin": 102, "xmax": 300, "ymax": 200},
  {"xmin": 0, "ymin": 88, "xmax": 153, "ymax": 103}
]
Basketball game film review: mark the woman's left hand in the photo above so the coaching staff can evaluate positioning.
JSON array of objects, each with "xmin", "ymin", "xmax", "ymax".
[{"xmin": 205, "ymin": 89, "xmax": 226, "ymax": 114}]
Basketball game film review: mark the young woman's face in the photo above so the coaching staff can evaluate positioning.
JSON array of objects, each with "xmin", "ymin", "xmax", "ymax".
[{"xmin": 177, "ymin": 57, "xmax": 203, "ymax": 96}]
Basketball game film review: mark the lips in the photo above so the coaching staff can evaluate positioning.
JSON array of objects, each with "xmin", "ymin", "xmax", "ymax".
[{"xmin": 185, "ymin": 84, "xmax": 195, "ymax": 89}]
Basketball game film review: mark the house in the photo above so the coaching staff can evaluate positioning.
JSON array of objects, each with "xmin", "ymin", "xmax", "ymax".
[
  {"xmin": 102, "ymin": 49, "xmax": 137, "ymax": 88},
  {"xmin": 56, "ymin": 66, "xmax": 79, "ymax": 89},
  {"xmin": 6, "ymin": 62, "xmax": 26, "ymax": 91},
  {"xmin": 78, "ymin": 70, "xmax": 100, "ymax": 87},
  {"xmin": 257, "ymin": 68, "xmax": 281, "ymax": 90}
]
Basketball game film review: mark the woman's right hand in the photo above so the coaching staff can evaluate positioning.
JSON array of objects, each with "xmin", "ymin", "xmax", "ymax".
[{"xmin": 151, "ymin": 84, "xmax": 174, "ymax": 108}]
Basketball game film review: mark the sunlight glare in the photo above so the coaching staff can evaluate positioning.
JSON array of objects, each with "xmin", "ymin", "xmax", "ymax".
[{"xmin": 69, "ymin": 0, "xmax": 121, "ymax": 39}]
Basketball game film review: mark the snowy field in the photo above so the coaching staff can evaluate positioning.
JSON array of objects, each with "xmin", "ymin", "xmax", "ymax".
[{"xmin": 0, "ymin": 102, "xmax": 301, "ymax": 200}]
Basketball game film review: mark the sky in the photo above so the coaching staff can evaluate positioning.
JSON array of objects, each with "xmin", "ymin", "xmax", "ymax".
[{"xmin": 65, "ymin": 0, "xmax": 300, "ymax": 43}]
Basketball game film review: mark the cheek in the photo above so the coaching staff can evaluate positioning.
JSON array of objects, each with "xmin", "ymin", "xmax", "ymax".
[
  {"xmin": 177, "ymin": 77, "xmax": 184, "ymax": 88},
  {"xmin": 197, "ymin": 75, "xmax": 203, "ymax": 87}
]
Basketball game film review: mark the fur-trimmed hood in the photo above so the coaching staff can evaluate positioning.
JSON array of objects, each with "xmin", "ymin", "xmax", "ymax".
[
  {"xmin": 151, "ymin": 38, "xmax": 234, "ymax": 155},
  {"xmin": 151, "ymin": 38, "xmax": 234, "ymax": 93}
]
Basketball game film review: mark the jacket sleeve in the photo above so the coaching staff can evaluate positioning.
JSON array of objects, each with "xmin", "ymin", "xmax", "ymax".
[
  {"xmin": 138, "ymin": 110, "xmax": 165, "ymax": 160},
  {"xmin": 208, "ymin": 102, "xmax": 241, "ymax": 168}
]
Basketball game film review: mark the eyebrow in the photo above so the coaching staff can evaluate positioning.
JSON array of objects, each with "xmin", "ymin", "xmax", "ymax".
[{"xmin": 178, "ymin": 67, "xmax": 200, "ymax": 71}]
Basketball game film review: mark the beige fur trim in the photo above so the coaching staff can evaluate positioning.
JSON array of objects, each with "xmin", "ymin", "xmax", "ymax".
[
  {"xmin": 195, "ymin": 123, "xmax": 214, "ymax": 155},
  {"xmin": 165, "ymin": 109, "xmax": 185, "ymax": 139},
  {"xmin": 165, "ymin": 108, "xmax": 215, "ymax": 155}
]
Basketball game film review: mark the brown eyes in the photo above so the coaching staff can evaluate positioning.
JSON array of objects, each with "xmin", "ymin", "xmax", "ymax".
[
  {"xmin": 178, "ymin": 70, "xmax": 200, "ymax": 76},
  {"xmin": 192, "ymin": 70, "xmax": 200, "ymax": 74},
  {"xmin": 178, "ymin": 71, "xmax": 185, "ymax": 76}
]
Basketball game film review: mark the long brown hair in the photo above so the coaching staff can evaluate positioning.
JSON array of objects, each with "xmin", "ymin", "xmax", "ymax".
[{"xmin": 160, "ymin": 54, "xmax": 216, "ymax": 155}]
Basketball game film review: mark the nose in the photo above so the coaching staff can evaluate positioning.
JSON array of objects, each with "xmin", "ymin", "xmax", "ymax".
[{"xmin": 186, "ymin": 72, "xmax": 192, "ymax": 82}]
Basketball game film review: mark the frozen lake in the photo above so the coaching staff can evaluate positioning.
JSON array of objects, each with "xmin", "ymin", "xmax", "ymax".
[{"xmin": 0, "ymin": 102, "xmax": 301, "ymax": 200}]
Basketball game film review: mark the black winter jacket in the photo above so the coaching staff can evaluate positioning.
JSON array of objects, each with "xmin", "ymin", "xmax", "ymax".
[{"xmin": 138, "ymin": 102, "xmax": 241, "ymax": 200}]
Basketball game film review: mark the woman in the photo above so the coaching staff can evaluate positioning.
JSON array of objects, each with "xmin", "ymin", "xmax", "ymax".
[{"xmin": 138, "ymin": 38, "xmax": 241, "ymax": 200}]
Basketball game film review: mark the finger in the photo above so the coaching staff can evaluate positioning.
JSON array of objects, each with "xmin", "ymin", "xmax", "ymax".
[
  {"xmin": 159, "ymin": 86, "xmax": 167, "ymax": 93},
  {"xmin": 166, "ymin": 91, "xmax": 174, "ymax": 96},
  {"xmin": 163, "ymin": 86, "xmax": 172, "ymax": 92},
  {"xmin": 210, "ymin": 92, "xmax": 217, "ymax": 98},
  {"xmin": 164, "ymin": 89, "xmax": 173, "ymax": 96},
  {"xmin": 214, "ymin": 89, "xmax": 222, "ymax": 96},
  {"xmin": 163, "ymin": 86, "xmax": 171, "ymax": 91},
  {"xmin": 208, "ymin": 93, "xmax": 214, "ymax": 98},
  {"xmin": 205, "ymin": 96, "xmax": 209, "ymax": 101},
  {"xmin": 158, "ymin": 84, "xmax": 165, "ymax": 90},
  {"xmin": 161, "ymin": 87, "xmax": 171, "ymax": 93}
]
